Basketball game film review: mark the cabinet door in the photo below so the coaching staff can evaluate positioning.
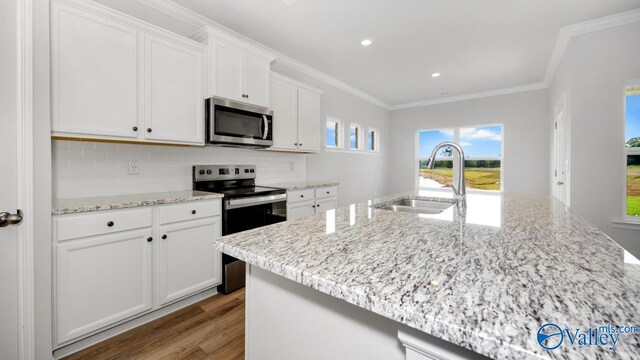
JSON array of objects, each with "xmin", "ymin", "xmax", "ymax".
[
  {"xmin": 315, "ymin": 197, "xmax": 338, "ymax": 213},
  {"xmin": 157, "ymin": 218, "xmax": 222, "ymax": 306},
  {"xmin": 244, "ymin": 54, "xmax": 270, "ymax": 107},
  {"xmin": 270, "ymin": 77, "xmax": 299, "ymax": 150},
  {"xmin": 51, "ymin": 3, "xmax": 138, "ymax": 139},
  {"xmin": 143, "ymin": 35, "xmax": 205, "ymax": 144},
  {"xmin": 214, "ymin": 42, "xmax": 244, "ymax": 102},
  {"xmin": 55, "ymin": 229, "xmax": 152, "ymax": 344},
  {"xmin": 297, "ymin": 87, "xmax": 322, "ymax": 152},
  {"xmin": 287, "ymin": 200, "xmax": 316, "ymax": 221}
]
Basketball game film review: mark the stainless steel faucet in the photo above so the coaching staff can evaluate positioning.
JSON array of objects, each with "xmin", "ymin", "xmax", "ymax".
[{"xmin": 426, "ymin": 141, "xmax": 466, "ymax": 205}]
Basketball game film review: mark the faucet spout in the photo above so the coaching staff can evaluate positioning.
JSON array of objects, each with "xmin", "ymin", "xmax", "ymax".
[{"xmin": 426, "ymin": 141, "xmax": 466, "ymax": 200}]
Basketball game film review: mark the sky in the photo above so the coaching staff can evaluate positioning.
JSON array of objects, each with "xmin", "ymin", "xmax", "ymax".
[
  {"xmin": 627, "ymin": 94, "xmax": 640, "ymax": 144},
  {"xmin": 419, "ymin": 125, "xmax": 502, "ymax": 159}
]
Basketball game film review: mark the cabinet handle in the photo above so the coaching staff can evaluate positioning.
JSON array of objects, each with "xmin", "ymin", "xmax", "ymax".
[
  {"xmin": 317, "ymin": 204, "xmax": 320, "ymax": 207},
  {"xmin": 312, "ymin": 205, "xmax": 316, "ymax": 208},
  {"xmin": 299, "ymin": 143, "xmax": 302, "ymax": 147},
  {"xmin": 132, "ymin": 126, "xmax": 138, "ymax": 131},
  {"xmin": 147, "ymin": 237, "xmax": 153, "ymax": 242},
  {"xmin": 162, "ymin": 234, "xmax": 167, "ymax": 240},
  {"xmin": 107, "ymin": 221, "xmax": 114, "ymax": 227},
  {"xmin": 294, "ymin": 143, "xmax": 298, "ymax": 146},
  {"xmin": 326, "ymin": 191, "xmax": 330, "ymax": 194},
  {"xmin": 191, "ymin": 210, "xmax": 196, "ymax": 215},
  {"xmin": 147, "ymin": 128, "xmax": 152, "ymax": 133},
  {"xmin": 300, "ymin": 194, "xmax": 304, "ymax": 198}
]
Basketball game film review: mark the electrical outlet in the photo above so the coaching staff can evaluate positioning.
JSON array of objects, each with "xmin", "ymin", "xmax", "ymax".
[{"xmin": 128, "ymin": 161, "xmax": 140, "ymax": 175}]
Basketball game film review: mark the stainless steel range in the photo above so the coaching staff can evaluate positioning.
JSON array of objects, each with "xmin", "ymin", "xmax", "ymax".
[{"xmin": 192, "ymin": 165, "xmax": 286, "ymax": 294}]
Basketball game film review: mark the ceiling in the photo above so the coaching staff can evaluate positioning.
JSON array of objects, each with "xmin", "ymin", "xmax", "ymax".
[{"xmin": 168, "ymin": 0, "xmax": 640, "ymax": 106}]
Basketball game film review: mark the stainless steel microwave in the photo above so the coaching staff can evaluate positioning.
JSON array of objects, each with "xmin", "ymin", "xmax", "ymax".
[{"xmin": 206, "ymin": 97, "xmax": 273, "ymax": 148}]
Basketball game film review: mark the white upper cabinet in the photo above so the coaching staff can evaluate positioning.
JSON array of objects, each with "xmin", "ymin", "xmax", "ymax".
[
  {"xmin": 51, "ymin": 2, "xmax": 138, "ymax": 139},
  {"xmin": 297, "ymin": 87, "xmax": 322, "ymax": 152},
  {"xmin": 244, "ymin": 53, "xmax": 271, "ymax": 108},
  {"xmin": 192, "ymin": 27, "xmax": 274, "ymax": 108},
  {"xmin": 143, "ymin": 35, "xmax": 205, "ymax": 144},
  {"xmin": 213, "ymin": 42, "xmax": 244, "ymax": 102},
  {"xmin": 269, "ymin": 73, "xmax": 324, "ymax": 152},
  {"xmin": 270, "ymin": 76, "xmax": 299, "ymax": 149},
  {"xmin": 51, "ymin": 0, "xmax": 206, "ymax": 145}
]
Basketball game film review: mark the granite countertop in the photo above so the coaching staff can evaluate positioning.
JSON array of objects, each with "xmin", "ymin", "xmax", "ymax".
[
  {"xmin": 52, "ymin": 190, "xmax": 224, "ymax": 215},
  {"xmin": 214, "ymin": 191, "xmax": 640, "ymax": 359},
  {"xmin": 260, "ymin": 181, "xmax": 339, "ymax": 190}
]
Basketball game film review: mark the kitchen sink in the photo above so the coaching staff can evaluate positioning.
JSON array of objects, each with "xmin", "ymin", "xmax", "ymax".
[{"xmin": 374, "ymin": 197, "xmax": 456, "ymax": 215}]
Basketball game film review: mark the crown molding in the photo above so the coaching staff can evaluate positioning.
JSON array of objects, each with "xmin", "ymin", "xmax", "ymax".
[
  {"xmin": 543, "ymin": 8, "xmax": 640, "ymax": 85},
  {"xmin": 389, "ymin": 83, "xmax": 548, "ymax": 110},
  {"xmin": 135, "ymin": 0, "xmax": 640, "ymax": 111},
  {"xmin": 136, "ymin": 0, "xmax": 391, "ymax": 109}
]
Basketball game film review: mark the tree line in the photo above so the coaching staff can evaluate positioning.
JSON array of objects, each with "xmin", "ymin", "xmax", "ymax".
[{"xmin": 419, "ymin": 160, "xmax": 501, "ymax": 169}]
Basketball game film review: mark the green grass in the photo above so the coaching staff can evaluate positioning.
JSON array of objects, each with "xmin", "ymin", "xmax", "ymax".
[
  {"xmin": 628, "ymin": 165, "xmax": 640, "ymax": 216},
  {"xmin": 420, "ymin": 167, "xmax": 501, "ymax": 191}
]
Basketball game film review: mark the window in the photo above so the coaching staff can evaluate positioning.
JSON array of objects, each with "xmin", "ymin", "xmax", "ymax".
[
  {"xmin": 368, "ymin": 128, "xmax": 379, "ymax": 152},
  {"xmin": 418, "ymin": 125, "xmax": 503, "ymax": 191},
  {"xmin": 350, "ymin": 123, "xmax": 362, "ymax": 150},
  {"xmin": 625, "ymin": 86, "xmax": 640, "ymax": 217},
  {"xmin": 326, "ymin": 117, "xmax": 343, "ymax": 148}
]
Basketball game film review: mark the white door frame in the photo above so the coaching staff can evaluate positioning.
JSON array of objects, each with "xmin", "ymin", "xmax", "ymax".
[
  {"xmin": 553, "ymin": 93, "xmax": 570, "ymax": 207},
  {"xmin": 16, "ymin": 0, "xmax": 36, "ymax": 358}
]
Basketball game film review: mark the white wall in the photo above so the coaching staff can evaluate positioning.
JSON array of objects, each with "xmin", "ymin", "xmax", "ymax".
[
  {"xmin": 388, "ymin": 89, "xmax": 550, "ymax": 195},
  {"xmin": 52, "ymin": 141, "xmax": 306, "ymax": 199},
  {"xmin": 549, "ymin": 22, "xmax": 640, "ymax": 256},
  {"xmin": 272, "ymin": 64, "xmax": 391, "ymax": 207}
]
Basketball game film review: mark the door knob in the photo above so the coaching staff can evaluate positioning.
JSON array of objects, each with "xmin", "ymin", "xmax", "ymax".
[
  {"xmin": 557, "ymin": 181, "xmax": 564, "ymax": 185},
  {"xmin": 0, "ymin": 209, "xmax": 23, "ymax": 227}
]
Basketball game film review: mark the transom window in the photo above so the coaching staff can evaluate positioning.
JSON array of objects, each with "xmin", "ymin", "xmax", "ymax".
[
  {"xmin": 625, "ymin": 85, "xmax": 640, "ymax": 217},
  {"xmin": 368, "ymin": 128, "xmax": 379, "ymax": 152},
  {"xmin": 418, "ymin": 125, "xmax": 503, "ymax": 191},
  {"xmin": 350, "ymin": 123, "xmax": 363, "ymax": 150},
  {"xmin": 326, "ymin": 117, "xmax": 343, "ymax": 148}
]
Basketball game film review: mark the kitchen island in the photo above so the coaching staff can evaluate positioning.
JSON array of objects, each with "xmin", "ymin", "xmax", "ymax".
[{"xmin": 214, "ymin": 192, "xmax": 640, "ymax": 360}]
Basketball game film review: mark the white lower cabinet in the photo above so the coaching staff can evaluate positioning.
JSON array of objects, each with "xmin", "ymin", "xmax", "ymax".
[
  {"xmin": 53, "ymin": 199, "xmax": 222, "ymax": 346},
  {"xmin": 55, "ymin": 229, "xmax": 153, "ymax": 344},
  {"xmin": 287, "ymin": 186, "xmax": 338, "ymax": 221},
  {"xmin": 157, "ymin": 218, "xmax": 221, "ymax": 306}
]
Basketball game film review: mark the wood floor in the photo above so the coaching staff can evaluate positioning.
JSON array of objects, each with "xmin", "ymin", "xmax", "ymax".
[{"xmin": 63, "ymin": 289, "xmax": 245, "ymax": 360}]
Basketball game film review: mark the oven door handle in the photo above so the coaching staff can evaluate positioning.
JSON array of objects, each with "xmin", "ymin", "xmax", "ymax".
[
  {"xmin": 226, "ymin": 193, "xmax": 287, "ymax": 210},
  {"xmin": 262, "ymin": 115, "xmax": 269, "ymax": 140}
]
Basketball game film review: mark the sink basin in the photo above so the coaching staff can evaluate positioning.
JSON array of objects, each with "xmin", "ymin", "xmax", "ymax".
[{"xmin": 375, "ymin": 197, "xmax": 456, "ymax": 215}]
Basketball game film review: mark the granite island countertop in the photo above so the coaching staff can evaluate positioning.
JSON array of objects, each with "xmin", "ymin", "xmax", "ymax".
[
  {"xmin": 259, "ymin": 181, "xmax": 339, "ymax": 190},
  {"xmin": 52, "ymin": 190, "xmax": 224, "ymax": 215},
  {"xmin": 214, "ymin": 191, "xmax": 640, "ymax": 359}
]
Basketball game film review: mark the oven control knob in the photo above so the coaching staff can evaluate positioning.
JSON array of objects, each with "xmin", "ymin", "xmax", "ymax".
[
  {"xmin": 199, "ymin": 170, "xmax": 205, "ymax": 175},
  {"xmin": 206, "ymin": 170, "xmax": 212, "ymax": 175},
  {"xmin": 244, "ymin": 169, "xmax": 249, "ymax": 173},
  {"xmin": 250, "ymin": 169, "xmax": 255, "ymax": 173}
]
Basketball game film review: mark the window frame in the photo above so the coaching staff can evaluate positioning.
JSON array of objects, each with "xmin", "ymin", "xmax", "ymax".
[
  {"xmin": 623, "ymin": 82, "xmax": 640, "ymax": 222},
  {"xmin": 325, "ymin": 117, "xmax": 344, "ymax": 149},
  {"xmin": 367, "ymin": 128, "xmax": 379, "ymax": 152},
  {"xmin": 349, "ymin": 123, "xmax": 363, "ymax": 151},
  {"xmin": 416, "ymin": 123, "xmax": 504, "ymax": 193}
]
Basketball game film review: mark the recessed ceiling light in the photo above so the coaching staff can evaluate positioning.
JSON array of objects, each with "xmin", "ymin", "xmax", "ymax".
[
  {"xmin": 432, "ymin": 73, "xmax": 441, "ymax": 78},
  {"xmin": 361, "ymin": 39, "xmax": 372, "ymax": 46}
]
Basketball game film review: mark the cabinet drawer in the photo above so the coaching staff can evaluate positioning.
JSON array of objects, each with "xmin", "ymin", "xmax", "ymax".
[
  {"xmin": 157, "ymin": 199, "xmax": 220, "ymax": 225},
  {"xmin": 55, "ymin": 208, "xmax": 152, "ymax": 242},
  {"xmin": 287, "ymin": 188, "xmax": 315, "ymax": 204},
  {"xmin": 315, "ymin": 186, "xmax": 338, "ymax": 199}
]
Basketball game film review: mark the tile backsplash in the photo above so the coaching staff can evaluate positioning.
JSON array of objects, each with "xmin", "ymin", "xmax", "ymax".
[{"xmin": 52, "ymin": 140, "xmax": 306, "ymax": 199}]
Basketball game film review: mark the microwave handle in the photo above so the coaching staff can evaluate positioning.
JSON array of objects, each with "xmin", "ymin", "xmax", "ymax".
[{"xmin": 262, "ymin": 115, "xmax": 269, "ymax": 140}]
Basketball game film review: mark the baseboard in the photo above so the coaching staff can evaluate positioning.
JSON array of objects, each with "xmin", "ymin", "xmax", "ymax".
[{"xmin": 52, "ymin": 288, "xmax": 219, "ymax": 359}]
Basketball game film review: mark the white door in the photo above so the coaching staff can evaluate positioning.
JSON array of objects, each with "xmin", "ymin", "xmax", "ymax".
[
  {"xmin": 287, "ymin": 201, "xmax": 316, "ymax": 221},
  {"xmin": 553, "ymin": 96, "xmax": 570, "ymax": 206},
  {"xmin": 270, "ymin": 76, "xmax": 298, "ymax": 150},
  {"xmin": 1, "ymin": 1, "xmax": 23, "ymax": 357},
  {"xmin": 244, "ymin": 53, "xmax": 270, "ymax": 107},
  {"xmin": 143, "ymin": 35, "xmax": 205, "ymax": 144},
  {"xmin": 214, "ymin": 42, "xmax": 244, "ymax": 102},
  {"xmin": 157, "ymin": 218, "xmax": 221, "ymax": 306},
  {"xmin": 51, "ymin": 2, "xmax": 139, "ymax": 138},
  {"xmin": 297, "ymin": 87, "xmax": 322, "ymax": 152},
  {"xmin": 55, "ymin": 230, "xmax": 153, "ymax": 344}
]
